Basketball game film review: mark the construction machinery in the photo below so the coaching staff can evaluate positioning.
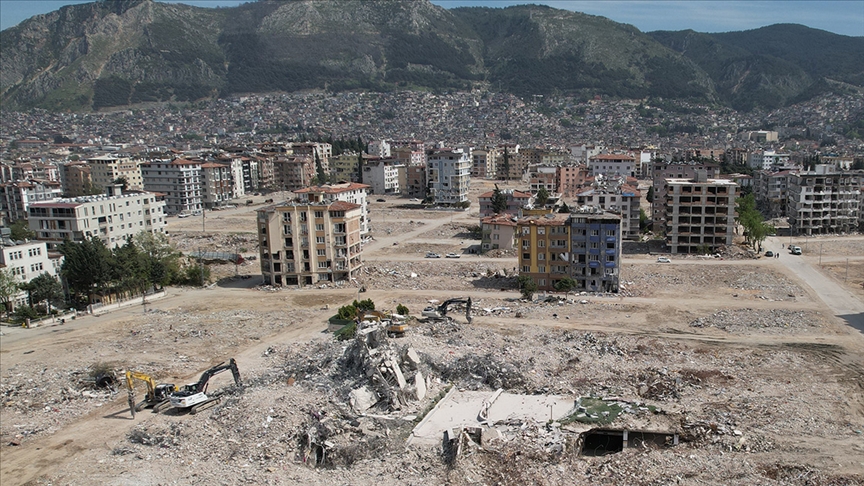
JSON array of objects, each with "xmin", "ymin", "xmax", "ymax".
[
  {"xmin": 125, "ymin": 371, "xmax": 176, "ymax": 418},
  {"xmin": 421, "ymin": 297, "xmax": 473, "ymax": 323},
  {"xmin": 162, "ymin": 359, "xmax": 242, "ymax": 414}
]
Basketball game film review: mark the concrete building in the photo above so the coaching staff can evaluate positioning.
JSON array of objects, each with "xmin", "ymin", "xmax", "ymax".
[
  {"xmin": 478, "ymin": 189, "xmax": 533, "ymax": 217},
  {"xmin": 290, "ymin": 142, "xmax": 332, "ymax": 175},
  {"xmin": 59, "ymin": 162, "xmax": 93, "ymax": 197},
  {"xmin": 568, "ymin": 208, "xmax": 622, "ymax": 292},
  {"xmin": 557, "ymin": 165, "xmax": 590, "ymax": 197},
  {"xmin": 200, "ymin": 162, "xmax": 233, "ymax": 209},
  {"xmin": 362, "ymin": 157, "xmax": 403, "ymax": 195},
  {"xmin": 256, "ymin": 200, "xmax": 363, "ymax": 287},
  {"xmin": 651, "ymin": 161, "xmax": 719, "ymax": 232},
  {"xmin": 471, "ymin": 147, "xmax": 498, "ymax": 179},
  {"xmin": 516, "ymin": 213, "xmax": 571, "ymax": 292},
  {"xmin": 27, "ymin": 189, "xmax": 166, "ymax": 249},
  {"xmin": 480, "ymin": 213, "xmax": 518, "ymax": 252},
  {"xmin": 294, "ymin": 182, "xmax": 371, "ymax": 235},
  {"xmin": 427, "ymin": 148, "xmax": 471, "ymax": 205},
  {"xmin": 331, "ymin": 153, "xmax": 362, "ymax": 183},
  {"xmin": 739, "ymin": 130, "xmax": 778, "ymax": 142},
  {"xmin": 141, "ymin": 158, "xmax": 203, "ymax": 216},
  {"xmin": 273, "ymin": 156, "xmax": 315, "ymax": 192},
  {"xmin": 528, "ymin": 165, "xmax": 557, "ymax": 192},
  {"xmin": 0, "ymin": 179, "xmax": 63, "ymax": 225},
  {"xmin": 664, "ymin": 173, "xmax": 737, "ymax": 254},
  {"xmin": 588, "ymin": 154, "xmax": 636, "ymax": 178},
  {"xmin": 747, "ymin": 150, "xmax": 791, "ymax": 170},
  {"xmin": 0, "ymin": 239, "xmax": 63, "ymax": 311},
  {"xmin": 754, "ymin": 170, "xmax": 794, "ymax": 218},
  {"xmin": 406, "ymin": 165, "xmax": 427, "ymax": 199},
  {"xmin": 573, "ymin": 178, "xmax": 640, "ymax": 240},
  {"xmin": 367, "ymin": 140, "xmax": 391, "ymax": 158},
  {"xmin": 786, "ymin": 166, "xmax": 860, "ymax": 235},
  {"xmin": 86, "ymin": 155, "xmax": 143, "ymax": 192}
]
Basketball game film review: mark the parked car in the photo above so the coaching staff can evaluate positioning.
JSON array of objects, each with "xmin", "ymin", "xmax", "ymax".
[
  {"xmin": 376, "ymin": 198, "xmax": 386, "ymax": 202},
  {"xmin": 790, "ymin": 246, "xmax": 802, "ymax": 255},
  {"xmin": 425, "ymin": 252, "xmax": 441, "ymax": 258},
  {"xmin": 656, "ymin": 257, "xmax": 671, "ymax": 263},
  {"xmin": 445, "ymin": 253, "xmax": 461, "ymax": 258},
  {"xmin": 765, "ymin": 251, "xmax": 774, "ymax": 257}
]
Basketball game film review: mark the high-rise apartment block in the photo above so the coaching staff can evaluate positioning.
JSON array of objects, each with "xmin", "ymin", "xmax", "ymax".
[
  {"xmin": 786, "ymin": 167, "xmax": 860, "ymax": 235},
  {"xmin": 426, "ymin": 148, "xmax": 471, "ymax": 205},
  {"xmin": 664, "ymin": 173, "xmax": 737, "ymax": 254}
]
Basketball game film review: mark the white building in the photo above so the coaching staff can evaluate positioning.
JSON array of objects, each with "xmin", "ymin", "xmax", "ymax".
[
  {"xmin": 588, "ymin": 154, "xmax": 636, "ymax": 178},
  {"xmin": 427, "ymin": 148, "xmax": 471, "ymax": 205},
  {"xmin": 294, "ymin": 182, "xmax": 371, "ymax": 235},
  {"xmin": 141, "ymin": 158, "xmax": 203, "ymax": 215},
  {"xmin": 0, "ymin": 239, "xmax": 62, "ymax": 311},
  {"xmin": 367, "ymin": 140, "xmax": 391, "ymax": 158},
  {"xmin": 27, "ymin": 189, "xmax": 166, "ymax": 249},
  {"xmin": 362, "ymin": 158, "xmax": 403, "ymax": 195},
  {"xmin": 0, "ymin": 179, "xmax": 63, "ymax": 225},
  {"xmin": 747, "ymin": 150, "xmax": 790, "ymax": 170}
]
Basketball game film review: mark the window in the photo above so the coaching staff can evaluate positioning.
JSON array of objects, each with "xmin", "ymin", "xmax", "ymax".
[
  {"xmin": 538, "ymin": 240, "xmax": 545, "ymax": 248},
  {"xmin": 522, "ymin": 253, "xmax": 531, "ymax": 260},
  {"xmin": 317, "ymin": 249, "xmax": 326, "ymax": 256},
  {"xmin": 538, "ymin": 266, "xmax": 545, "ymax": 273},
  {"xmin": 590, "ymin": 242, "xmax": 599, "ymax": 249},
  {"xmin": 538, "ymin": 279, "xmax": 546, "ymax": 286},
  {"xmin": 315, "ymin": 224, "xmax": 324, "ymax": 231},
  {"xmin": 606, "ymin": 255, "xmax": 615, "ymax": 262},
  {"xmin": 537, "ymin": 227, "xmax": 545, "ymax": 235},
  {"xmin": 316, "ymin": 237, "xmax": 325, "ymax": 244},
  {"xmin": 521, "ymin": 265, "xmax": 530, "ymax": 272},
  {"xmin": 591, "ymin": 230, "xmax": 599, "ymax": 236},
  {"xmin": 538, "ymin": 253, "xmax": 545, "ymax": 261},
  {"xmin": 318, "ymin": 261, "xmax": 330, "ymax": 269},
  {"xmin": 314, "ymin": 211, "xmax": 324, "ymax": 218},
  {"xmin": 589, "ymin": 255, "xmax": 599, "ymax": 261},
  {"xmin": 606, "ymin": 230, "xmax": 615, "ymax": 236}
]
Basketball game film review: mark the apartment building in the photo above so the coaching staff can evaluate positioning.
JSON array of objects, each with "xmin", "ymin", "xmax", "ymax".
[
  {"xmin": 573, "ymin": 180, "xmax": 640, "ymax": 240},
  {"xmin": 290, "ymin": 142, "xmax": 332, "ymax": 174},
  {"xmin": 480, "ymin": 213, "xmax": 518, "ymax": 252},
  {"xmin": 256, "ymin": 200, "xmax": 363, "ymax": 287},
  {"xmin": 406, "ymin": 165, "xmax": 427, "ymax": 199},
  {"xmin": 392, "ymin": 146, "xmax": 426, "ymax": 168},
  {"xmin": 141, "ymin": 158, "xmax": 202, "ymax": 216},
  {"xmin": 754, "ymin": 170, "xmax": 794, "ymax": 218},
  {"xmin": 568, "ymin": 208, "xmax": 621, "ymax": 292},
  {"xmin": 557, "ymin": 165, "xmax": 590, "ymax": 197},
  {"xmin": 272, "ymin": 156, "xmax": 315, "ymax": 191},
  {"xmin": 362, "ymin": 157, "xmax": 403, "ymax": 195},
  {"xmin": 588, "ymin": 154, "xmax": 636, "ymax": 178},
  {"xmin": 664, "ymin": 173, "xmax": 737, "ymax": 254},
  {"xmin": 27, "ymin": 189, "xmax": 166, "ymax": 249},
  {"xmin": 651, "ymin": 160, "xmax": 719, "ymax": 231},
  {"xmin": 528, "ymin": 165, "xmax": 557, "ymax": 192},
  {"xmin": 478, "ymin": 189, "xmax": 533, "ymax": 217},
  {"xmin": 747, "ymin": 150, "xmax": 791, "ymax": 170},
  {"xmin": 786, "ymin": 166, "xmax": 860, "ymax": 235},
  {"xmin": 294, "ymin": 182, "xmax": 371, "ymax": 235},
  {"xmin": 471, "ymin": 147, "xmax": 499, "ymax": 179},
  {"xmin": 86, "ymin": 155, "xmax": 144, "ymax": 192},
  {"xmin": 427, "ymin": 148, "xmax": 471, "ymax": 205},
  {"xmin": 331, "ymin": 153, "xmax": 362, "ymax": 183},
  {"xmin": 59, "ymin": 162, "xmax": 93, "ymax": 197},
  {"xmin": 516, "ymin": 213, "xmax": 571, "ymax": 292},
  {"xmin": 0, "ymin": 179, "xmax": 63, "ymax": 224},
  {"xmin": 509, "ymin": 147, "xmax": 539, "ymax": 180},
  {"xmin": 199, "ymin": 162, "xmax": 233, "ymax": 209},
  {"xmin": 0, "ymin": 239, "xmax": 63, "ymax": 311}
]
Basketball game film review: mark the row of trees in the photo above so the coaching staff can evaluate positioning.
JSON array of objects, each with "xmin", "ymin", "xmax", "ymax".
[{"xmin": 736, "ymin": 193, "xmax": 775, "ymax": 251}]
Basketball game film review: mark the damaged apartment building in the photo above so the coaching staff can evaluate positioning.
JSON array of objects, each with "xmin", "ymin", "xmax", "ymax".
[{"xmin": 517, "ymin": 208, "xmax": 621, "ymax": 293}]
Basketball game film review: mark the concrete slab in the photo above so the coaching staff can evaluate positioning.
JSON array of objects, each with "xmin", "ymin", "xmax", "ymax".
[{"xmin": 409, "ymin": 389, "xmax": 576, "ymax": 446}]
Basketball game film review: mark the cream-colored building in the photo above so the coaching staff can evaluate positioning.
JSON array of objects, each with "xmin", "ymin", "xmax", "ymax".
[{"xmin": 86, "ymin": 155, "xmax": 143, "ymax": 192}]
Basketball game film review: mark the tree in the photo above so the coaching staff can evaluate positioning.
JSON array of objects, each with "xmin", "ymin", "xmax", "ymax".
[
  {"xmin": 0, "ymin": 268, "xmax": 19, "ymax": 320},
  {"xmin": 315, "ymin": 151, "xmax": 327, "ymax": 184},
  {"xmin": 19, "ymin": 272, "xmax": 64, "ymax": 312},
  {"xmin": 9, "ymin": 220, "xmax": 35, "ymax": 241},
  {"xmin": 134, "ymin": 230, "xmax": 180, "ymax": 289},
  {"xmin": 536, "ymin": 187, "xmax": 550, "ymax": 207},
  {"xmin": 639, "ymin": 208, "xmax": 650, "ymax": 233},
  {"xmin": 112, "ymin": 176, "xmax": 129, "ymax": 191},
  {"xmin": 491, "ymin": 184, "xmax": 508, "ymax": 214},
  {"xmin": 396, "ymin": 304, "xmax": 409, "ymax": 316},
  {"xmin": 646, "ymin": 186, "xmax": 655, "ymax": 203},
  {"xmin": 356, "ymin": 151, "xmax": 364, "ymax": 183},
  {"xmin": 736, "ymin": 193, "xmax": 773, "ymax": 250},
  {"xmin": 516, "ymin": 275, "xmax": 537, "ymax": 300},
  {"xmin": 558, "ymin": 202, "xmax": 570, "ymax": 213},
  {"xmin": 500, "ymin": 147, "xmax": 510, "ymax": 180},
  {"xmin": 554, "ymin": 277, "xmax": 576, "ymax": 293},
  {"xmin": 59, "ymin": 237, "xmax": 113, "ymax": 306}
]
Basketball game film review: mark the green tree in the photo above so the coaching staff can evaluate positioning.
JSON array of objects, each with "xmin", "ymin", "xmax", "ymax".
[
  {"xmin": 59, "ymin": 237, "xmax": 113, "ymax": 306},
  {"xmin": 491, "ymin": 184, "xmax": 508, "ymax": 214},
  {"xmin": 315, "ymin": 151, "xmax": 327, "ymax": 184},
  {"xmin": 9, "ymin": 220, "xmax": 35, "ymax": 241},
  {"xmin": 558, "ymin": 202, "xmax": 570, "ymax": 213},
  {"xmin": 112, "ymin": 176, "xmax": 129, "ymax": 191},
  {"xmin": 19, "ymin": 272, "xmax": 64, "ymax": 312},
  {"xmin": 536, "ymin": 187, "xmax": 550, "ymax": 207},
  {"xmin": 500, "ymin": 147, "xmax": 510, "ymax": 180},
  {"xmin": 639, "ymin": 208, "xmax": 650, "ymax": 233},
  {"xmin": 111, "ymin": 239, "xmax": 149, "ymax": 296},
  {"xmin": 396, "ymin": 304, "xmax": 409, "ymax": 316},
  {"xmin": 134, "ymin": 231, "xmax": 180, "ymax": 289},
  {"xmin": 736, "ymin": 193, "xmax": 773, "ymax": 250},
  {"xmin": 646, "ymin": 186, "xmax": 655, "ymax": 203},
  {"xmin": 554, "ymin": 277, "xmax": 576, "ymax": 293},
  {"xmin": 516, "ymin": 274, "xmax": 538, "ymax": 300},
  {"xmin": 0, "ymin": 268, "xmax": 19, "ymax": 320}
]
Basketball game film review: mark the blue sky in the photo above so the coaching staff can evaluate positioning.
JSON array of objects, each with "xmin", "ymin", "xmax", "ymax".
[{"xmin": 2, "ymin": 1, "xmax": 862, "ymax": 36}]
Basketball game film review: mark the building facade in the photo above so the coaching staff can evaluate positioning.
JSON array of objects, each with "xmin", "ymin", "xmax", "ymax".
[
  {"xmin": 651, "ymin": 161, "xmax": 719, "ymax": 232},
  {"xmin": 480, "ymin": 213, "xmax": 518, "ymax": 252},
  {"xmin": 294, "ymin": 182, "xmax": 371, "ymax": 235},
  {"xmin": 257, "ymin": 201, "xmax": 363, "ymax": 287},
  {"xmin": 427, "ymin": 148, "xmax": 471, "ymax": 205},
  {"xmin": 573, "ymin": 181, "xmax": 640, "ymax": 240},
  {"xmin": 0, "ymin": 240, "xmax": 62, "ymax": 311},
  {"xmin": 86, "ymin": 155, "xmax": 144, "ymax": 192},
  {"xmin": 140, "ymin": 158, "xmax": 203, "ymax": 216},
  {"xmin": 516, "ymin": 213, "xmax": 571, "ymax": 292},
  {"xmin": 568, "ymin": 208, "xmax": 622, "ymax": 292},
  {"xmin": 664, "ymin": 174, "xmax": 737, "ymax": 254},
  {"xmin": 786, "ymin": 167, "xmax": 860, "ymax": 235}
]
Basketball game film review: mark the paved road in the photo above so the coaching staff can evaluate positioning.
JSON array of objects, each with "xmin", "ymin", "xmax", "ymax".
[{"xmin": 766, "ymin": 236, "xmax": 864, "ymax": 334}]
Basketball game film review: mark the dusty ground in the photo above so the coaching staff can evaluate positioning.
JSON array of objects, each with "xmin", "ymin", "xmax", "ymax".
[{"xmin": 2, "ymin": 183, "xmax": 864, "ymax": 485}]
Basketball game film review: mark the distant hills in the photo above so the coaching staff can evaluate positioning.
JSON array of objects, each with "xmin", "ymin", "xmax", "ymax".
[{"xmin": 1, "ymin": 0, "xmax": 862, "ymax": 112}]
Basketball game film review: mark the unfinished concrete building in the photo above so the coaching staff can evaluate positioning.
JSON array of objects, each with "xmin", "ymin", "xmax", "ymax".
[
  {"xmin": 786, "ymin": 167, "xmax": 860, "ymax": 235},
  {"xmin": 257, "ymin": 200, "xmax": 363, "ymax": 287},
  {"xmin": 664, "ymin": 172, "xmax": 737, "ymax": 254},
  {"xmin": 652, "ymin": 161, "xmax": 719, "ymax": 232}
]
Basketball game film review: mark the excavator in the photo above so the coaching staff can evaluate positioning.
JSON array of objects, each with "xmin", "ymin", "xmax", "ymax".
[
  {"xmin": 125, "ymin": 371, "xmax": 176, "ymax": 418},
  {"xmin": 421, "ymin": 297, "xmax": 473, "ymax": 323},
  {"xmin": 161, "ymin": 359, "xmax": 242, "ymax": 414}
]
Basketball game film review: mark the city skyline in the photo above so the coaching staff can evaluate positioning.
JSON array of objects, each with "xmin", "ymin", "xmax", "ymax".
[{"xmin": 1, "ymin": 0, "xmax": 862, "ymax": 37}]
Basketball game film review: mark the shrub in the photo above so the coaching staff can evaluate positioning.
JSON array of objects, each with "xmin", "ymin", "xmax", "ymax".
[{"xmin": 396, "ymin": 304, "xmax": 409, "ymax": 316}]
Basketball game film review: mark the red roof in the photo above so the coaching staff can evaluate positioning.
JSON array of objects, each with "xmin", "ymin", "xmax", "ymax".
[
  {"xmin": 329, "ymin": 201, "xmax": 361, "ymax": 211},
  {"xmin": 591, "ymin": 154, "xmax": 634, "ymax": 161}
]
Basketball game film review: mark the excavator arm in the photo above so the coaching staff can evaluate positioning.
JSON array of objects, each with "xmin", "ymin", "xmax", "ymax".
[
  {"xmin": 189, "ymin": 358, "xmax": 242, "ymax": 394},
  {"xmin": 438, "ymin": 297, "xmax": 473, "ymax": 323}
]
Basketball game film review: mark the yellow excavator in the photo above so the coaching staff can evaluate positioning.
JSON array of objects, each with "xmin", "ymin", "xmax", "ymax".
[{"xmin": 125, "ymin": 371, "xmax": 176, "ymax": 418}]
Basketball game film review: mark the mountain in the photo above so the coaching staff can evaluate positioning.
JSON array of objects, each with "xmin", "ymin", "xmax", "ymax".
[
  {"xmin": 648, "ymin": 25, "xmax": 864, "ymax": 111},
  {"xmin": 1, "ymin": 0, "xmax": 861, "ymax": 112}
]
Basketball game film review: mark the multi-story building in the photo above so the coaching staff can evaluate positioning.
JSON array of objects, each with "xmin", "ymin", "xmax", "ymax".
[
  {"xmin": 200, "ymin": 162, "xmax": 233, "ymax": 209},
  {"xmin": 588, "ymin": 154, "xmax": 636, "ymax": 178},
  {"xmin": 367, "ymin": 140, "xmax": 391, "ymax": 158},
  {"xmin": 331, "ymin": 153, "xmax": 362, "ymax": 183},
  {"xmin": 59, "ymin": 161, "xmax": 93, "ymax": 197},
  {"xmin": 516, "ymin": 213, "xmax": 571, "ymax": 292},
  {"xmin": 0, "ymin": 239, "xmax": 63, "ymax": 311},
  {"xmin": 786, "ymin": 166, "xmax": 860, "ymax": 235},
  {"xmin": 256, "ymin": 200, "xmax": 363, "ymax": 287},
  {"xmin": 573, "ymin": 179, "xmax": 640, "ymax": 240},
  {"xmin": 141, "ymin": 158, "xmax": 202, "ymax": 216},
  {"xmin": 86, "ymin": 155, "xmax": 143, "ymax": 192},
  {"xmin": 528, "ymin": 165, "xmax": 557, "ymax": 192},
  {"xmin": 392, "ymin": 146, "xmax": 426, "ymax": 169},
  {"xmin": 427, "ymin": 148, "xmax": 471, "ymax": 205},
  {"xmin": 664, "ymin": 173, "xmax": 737, "ymax": 254},
  {"xmin": 557, "ymin": 165, "xmax": 590, "ymax": 197},
  {"xmin": 0, "ymin": 179, "xmax": 63, "ymax": 224},
  {"xmin": 510, "ymin": 147, "xmax": 538, "ymax": 180},
  {"xmin": 406, "ymin": 165, "xmax": 427, "ymax": 199},
  {"xmin": 478, "ymin": 189, "xmax": 533, "ymax": 217},
  {"xmin": 362, "ymin": 157, "xmax": 403, "ymax": 195},
  {"xmin": 651, "ymin": 160, "xmax": 719, "ymax": 232},
  {"xmin": 27, "ymin": 188, "xmax": 166, "ymax": 249},
  {"xmin": 294, "ymin": 182, "xmax": 371, "ymax": 235},
  {"xmin": 754, "ymin": 170, "xmax": 794, "ymax": 218},
  {"xmin": 273, "ymin": 156, "xmax": 315, "ymax": 192},
  {"xmin": 568, "ymin": 208, "xmax": 621, "ymax": 292},
  {"xmin": 480, "ymin": 213, "xmax": 518, "ymax": 252},
  {"xmin": 747, "ymin": 150, "xmax": 791, "ymax": 170},
  {"xmin": 471, "ymin": 147, "xmax": 498, "ymax": 179}
]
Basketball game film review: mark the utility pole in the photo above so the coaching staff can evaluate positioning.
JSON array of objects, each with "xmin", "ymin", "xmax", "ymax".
[
  {"xmin": 202, "ymin": 207, "xmax": 206, "ymax": 233},
  {"xmin": 819, "ymin": 242, "xmax": 823, "ymax": 266}
]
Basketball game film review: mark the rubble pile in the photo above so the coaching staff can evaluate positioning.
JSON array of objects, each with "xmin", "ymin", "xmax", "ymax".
[
  {"xmin": 355, "ymin": 262, "xmax": 518, "ymax": 291},
  {"xmin": 715, "ymin": 244, "xmax": 760, "ymax": 260},
  {"xmin": 622, "ymin": 264, "xmax": 803, "ymax": 299},
  {"xmin": 730, "ymin": 272, "xmax": 803, "ymax": 300},
  {"xmin": 689, "ymin": 309, "xmax": 823, "ymax": 333}
]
